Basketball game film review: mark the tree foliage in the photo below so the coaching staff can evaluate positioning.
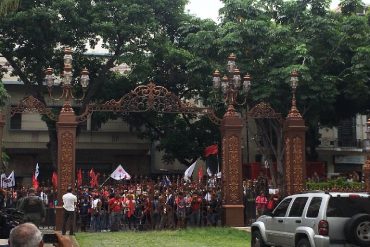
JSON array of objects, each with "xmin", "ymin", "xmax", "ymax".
[{"xmin": 1, "ymin": 0, "xmax": 370, "ymax": 172}]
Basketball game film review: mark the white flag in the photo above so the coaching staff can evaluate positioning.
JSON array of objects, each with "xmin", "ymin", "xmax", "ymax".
[
  {"xmin": 35, "ymin": 163, "xmax": 39, "ymax": 179},
  {"xmin": 110, "ymin": 164, "xmax": 131, "ymax": 180},
  {"xmin": 1, "ymin": 171, "xmax": 15, "ymax": 188},
  {"xmin": 0, "ymin": 173, "xmax": 6, "ymax": 188},
  {"xmin": 184, "ymin": 160, "xmax": 197, "ymax": 180},
  {"xmin": 207, "ymin": 167, "xmax": 213, "ymax": 177},
  {"xmin": 216, "ymin": 171, "xmax": 222, "ymax": 178}
]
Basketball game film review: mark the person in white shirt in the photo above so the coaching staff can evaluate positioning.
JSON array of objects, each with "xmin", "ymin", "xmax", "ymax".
[
  {"xmin": 90, "ymin": 195, "xmax": 101, "ymax": 232},
  {"xmin": 62, "ymin": 187, "xmax": 77, "ymax": 235}
]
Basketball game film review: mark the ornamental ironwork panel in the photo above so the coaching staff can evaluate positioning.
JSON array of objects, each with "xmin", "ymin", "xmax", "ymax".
[
  {"xmin": 10, "ymin": 96, "xmax": 57, "ymax": 120},
  {"xmin": 248, "ymin": 102, "xmax": 282, "ymax": 121},
  {"xmin": 77, "ymin": 82, "xmax": 222, "ymax": 125}
]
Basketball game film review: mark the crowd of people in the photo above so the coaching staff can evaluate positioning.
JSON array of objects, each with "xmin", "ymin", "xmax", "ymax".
[
  {"xmin": 0, "ymin": 175, "xmax": 224, "ymax": 233},
  {"xmin": 0, "ymin": 174, "xmax": 281, "ymax": 233}
]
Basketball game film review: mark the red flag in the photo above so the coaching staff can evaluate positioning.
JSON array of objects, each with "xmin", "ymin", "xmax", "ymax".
[
  {"xmin": 32, "ymin": 174, "xmax": 39, "ymax": 190},
  {"xmin": 94, "ymin": 173, "xmax": 100, "ymax": 188},
  {"xmin": 77, "ymin": 169, "xmax": 82, "ymax": 187},
  {"xmin": 51, "ymin": 171, "xmax": 58, "ymax": 189},
  {"xmin": 204, "ymin": 144, "xmax": 218, "ymax": 157},
  {"xmin": 89, "ymin": 169, "xmax": 99, "ymax": 187},
  {"xmin": 89, "ymin": 168, "xmax": 95, "ymax": 179},
  {"xmin": 198, "ymin": 166, "xmax": 203, "ymax": 183}
]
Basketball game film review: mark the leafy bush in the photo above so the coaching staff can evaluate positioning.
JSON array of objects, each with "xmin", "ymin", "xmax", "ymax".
[{"xmin": 306, "ymin": 177, "xmax": 364, "ymax": 191}]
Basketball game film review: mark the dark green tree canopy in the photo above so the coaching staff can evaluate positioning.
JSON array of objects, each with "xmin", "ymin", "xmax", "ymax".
[{"xmin": 1, "ymin": 0, "xmax": 370, "ymax": 167}]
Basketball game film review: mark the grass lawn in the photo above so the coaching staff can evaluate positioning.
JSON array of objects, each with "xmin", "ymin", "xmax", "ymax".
[{"xmin": 76, "ymin": 227, "xmax": 251, "ymax": 247}]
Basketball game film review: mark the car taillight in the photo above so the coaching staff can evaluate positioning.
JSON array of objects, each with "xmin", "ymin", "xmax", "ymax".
[
  {"xmin": 349, "ymin": 194, "xmax": 360, "ymax": 199},
  {"xmin": 318, "ymin": 220, "xmax": 329, "ymax": 236}
]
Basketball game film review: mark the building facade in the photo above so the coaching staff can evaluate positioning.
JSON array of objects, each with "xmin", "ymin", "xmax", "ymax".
[{"xmin": 317, "ymin": 114, "xmax": 367, "ymax": 179}]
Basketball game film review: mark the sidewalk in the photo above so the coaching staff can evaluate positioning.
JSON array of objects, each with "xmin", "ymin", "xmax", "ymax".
[{"xmin": 233, "ymin": 226, "xmax": 251, "ymax": 232}]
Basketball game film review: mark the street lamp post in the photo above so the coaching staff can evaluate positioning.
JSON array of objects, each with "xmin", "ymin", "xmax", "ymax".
[
  {"xmin": 45, "ymin": 47, "xmax": 90, "ymax": 230},
  {"xmin": 212, "ymin": 53, "xmax": 251, "ymax": 226},
  {"xmin": 45, "ymin": 47, "xmax": 89, "ymax": 103},
  {"xmin": 284, "ymin": 70, "xmax": 306, "ymax": 195},
  {"xmin": 212, "ymin": 53, "xmax": 251, "ymax": 107}
]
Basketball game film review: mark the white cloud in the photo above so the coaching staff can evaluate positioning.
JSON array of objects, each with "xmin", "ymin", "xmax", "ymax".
[
  {"xmin": 186, "ymin": 0, "xmax": 223, "ymax": 22},
  {"xmin": 186, "ymin": 0, "xmax": 370, "ymax": 22}
]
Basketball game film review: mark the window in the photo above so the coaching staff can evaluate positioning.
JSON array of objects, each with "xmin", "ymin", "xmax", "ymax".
[
  {"xmin": 306, "ymin": 197, "xmax": 322, "ymax": 218},
  {"xmin": 289, "ymin": 197, "xmax": 308, "ymax": 217},
  {"xmin": 338, "ymin": 118, "xmax": 356, "ymax": 147},
  {"xmin": 327, "ymin": 197, "xmax": 370, "ymax": 217},
  {"xmin": 273, "ymin": 198, "xmax": 292, "ymax": 217},
  {"xmin": 10, "ymin": 113, "xmax": 22, "ymax": 129}
]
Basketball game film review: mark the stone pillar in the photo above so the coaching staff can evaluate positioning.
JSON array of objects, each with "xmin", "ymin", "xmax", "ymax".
[
  {"xmin": 221, "ymin": 105, "xmax": 244, "ymax": 227},
  {"xmin": 284, "ymin": 103, "xmax": 306, "ymax": 195},
  {"xmin": 55, "ymin": 103, "xmax": 77, "ymax": 230}
]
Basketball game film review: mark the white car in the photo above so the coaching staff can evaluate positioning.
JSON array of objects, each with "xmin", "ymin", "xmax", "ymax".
[{"xmin": 251, "ymin": 191, "xmax": 370, "ymax": 247}]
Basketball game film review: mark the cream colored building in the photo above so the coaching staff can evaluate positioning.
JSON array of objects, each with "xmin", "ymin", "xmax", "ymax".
[{"xmin": 0, "ymin": 56, "xmax": 188, "ymax": 186}]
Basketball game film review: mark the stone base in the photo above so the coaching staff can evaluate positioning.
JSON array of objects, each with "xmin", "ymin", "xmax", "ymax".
[
  {"xmin": 222, "ymin": 204, "xmax": 244, "ymax": 227},
  {"xmin": 55, "ymin": 206, "xmax": 63, "ymax": 231}
]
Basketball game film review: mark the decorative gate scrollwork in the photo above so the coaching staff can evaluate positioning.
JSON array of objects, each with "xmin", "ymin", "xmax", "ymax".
[
  {"xmin": 247, "ymin": 101, "xmax": 282, "ymax": 121},
  {"xmin": 77, "ymin": 82, "xmax": 222, "ymax": 125},
  {"xmin": 10, "ymin": 95, "xmax": 57, "ymax": 120}
]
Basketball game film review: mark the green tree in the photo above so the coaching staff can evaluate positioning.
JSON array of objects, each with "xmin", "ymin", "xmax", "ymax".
[
  {"xmin": 0, "ymin": 0, "xmax": 194, "ymax": 168},
  {"xmin": 0, "ymin": 0, "xmax": 19, "ymax": 16},
  {"xmin": 123, "ymin": 15, "xmax": 223, "ymax": 166},
  {"xmin": 215, "ymin": 0, "xmax": 370, "ymax": 190}
]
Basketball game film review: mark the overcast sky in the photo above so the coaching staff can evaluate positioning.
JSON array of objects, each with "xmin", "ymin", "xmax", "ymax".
[{"xmin": 186, "ymin": 0, "xmax": 370, "ymax": 21}]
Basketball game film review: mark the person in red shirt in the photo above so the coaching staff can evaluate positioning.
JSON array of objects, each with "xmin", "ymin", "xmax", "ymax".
[
  {"xmin": 189, "ymin": 192, "xmax": 202, "ymax": 226},
  {"xmin": 125, "ymin": 194, "xmax": 136, "ymax": 230},
  {"xmin": 255, "ymin": 191, "xmax": 268, "ymax": 218},
  {"xmin": 109, "ymin": 193, "xmax": 123, "ymax": 231}
]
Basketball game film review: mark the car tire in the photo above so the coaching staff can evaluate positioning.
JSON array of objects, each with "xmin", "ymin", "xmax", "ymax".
[
  {"xmin": 297, "ymin": 238, "xmax": 310, "ymax": 247},
  {"xmin": 251, "ymin": 230, "xmax": 269, "ymax": 247},
  {"xmin": 344, "ymin": 213, "xmax": 370, "ymax": 247}
]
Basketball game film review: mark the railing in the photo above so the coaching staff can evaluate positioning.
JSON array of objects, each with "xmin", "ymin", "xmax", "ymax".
[{"xmin": 319, "ymin": 138, "xmax": 364, "ymax": 149}]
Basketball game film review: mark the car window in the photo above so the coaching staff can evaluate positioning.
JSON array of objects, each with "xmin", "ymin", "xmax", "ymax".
[
  {"xmin": 327, "ymin": 196, "xmax": 370, "ymax": 217},
  {"xmin": 306, "ymin": 197, "xmax": 322, "ymax": 218},
  {"xmin": 288, "ymin": 197, "xmax": 308, "ymax": 217},
  {"xmin": 273, "ymin": 198, "xmax": 292, "ymax": 217}
]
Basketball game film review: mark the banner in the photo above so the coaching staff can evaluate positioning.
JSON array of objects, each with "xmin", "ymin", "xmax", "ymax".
[
  {"xmin": 110, "ymin": 164, "xmax": 131, "ymax": 180},
  {"xmin": 1, "ymin": 171, "xmax": 15, "ymax": 188}
]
